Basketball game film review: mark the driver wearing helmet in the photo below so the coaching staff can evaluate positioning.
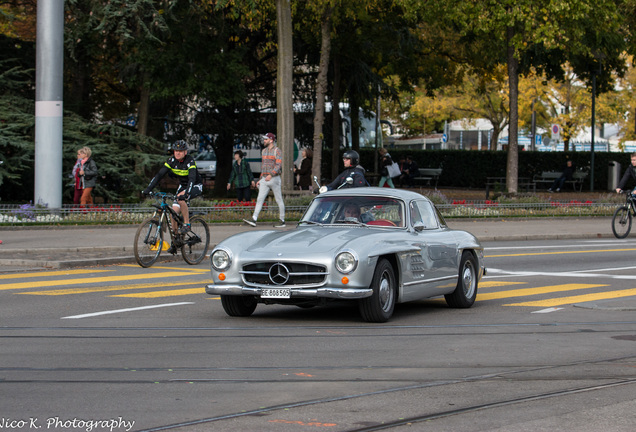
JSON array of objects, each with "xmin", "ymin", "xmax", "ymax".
[
  {"xmin": 322, "ymin": 150, "xmax": 368, "ymax": 192},
  {"xmin": 143, "ymin": 140, "xmax": 204, "ymax": 246}
]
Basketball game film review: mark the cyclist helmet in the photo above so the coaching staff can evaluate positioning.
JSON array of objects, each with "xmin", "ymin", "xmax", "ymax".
[
  {"xmin": 172, "ymin": 140, "xmax": 188, "ymax": 151},
  {"xmin": 342, "ymin": 149, "xmax": 360, "ymax": 166}
]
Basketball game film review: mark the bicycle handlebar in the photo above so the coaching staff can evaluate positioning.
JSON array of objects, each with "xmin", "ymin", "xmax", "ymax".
[{"xmin": 147, "ymin": 191, "xmax": 177, "ymax": 200}]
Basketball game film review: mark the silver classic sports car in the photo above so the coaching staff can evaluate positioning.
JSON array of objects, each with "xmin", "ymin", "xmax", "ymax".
[{"xmin": 206, "ymin": 188, "xmax": 485, "ymax": 322}]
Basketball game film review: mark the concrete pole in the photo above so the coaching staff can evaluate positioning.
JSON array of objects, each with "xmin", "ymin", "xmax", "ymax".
[{"xmin": 34, "ymin": 0, "xmax": 64, "ymax": 208}]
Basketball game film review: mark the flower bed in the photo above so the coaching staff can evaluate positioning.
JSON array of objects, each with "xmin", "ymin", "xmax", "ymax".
[{"xmin": 0, "ymin": 198, "xmax": 620, "ymax": 226}]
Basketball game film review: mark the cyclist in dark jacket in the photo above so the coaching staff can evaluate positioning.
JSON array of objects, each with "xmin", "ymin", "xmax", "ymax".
[
  {"xmin": 616, "ymin": 153, "xmax": 636, "ymax": 193},
  {"xmin": 322, "ymin": 150, "xmax": 368, "ymax": 192},
  {"xmin": 143, "ymin": 140, "xmax": 203, "ymax": 236}
]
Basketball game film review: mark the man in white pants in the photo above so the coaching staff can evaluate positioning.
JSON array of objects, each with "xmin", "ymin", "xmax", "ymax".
[{"xmin": 243, "ymin": 133, "xmax": 286, "ymax": 227}]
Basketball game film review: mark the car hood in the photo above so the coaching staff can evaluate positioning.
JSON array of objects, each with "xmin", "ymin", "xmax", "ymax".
[{"xmin": 221, "ymin": 226, "xmax": 388, "ymax": 256}]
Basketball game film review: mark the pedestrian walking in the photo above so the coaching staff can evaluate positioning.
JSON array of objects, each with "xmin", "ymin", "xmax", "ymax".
[
  {"xmin": 294, "ymin": 147, "xmax": 313, "ymax": 190},
  {"xmin": 227, "ymin": 150, "xmax": 255, "ymax": 202},
  {"xmin": 73, "ymin": 146, "xmax": 98, "ymax": 206},
  {"xmin": 378, "ymin": 148, "xmax": 396, "ymax": 188},
  {"xmin": 243, "ymin": 133, "xmax": 286, "ymax": 227}
]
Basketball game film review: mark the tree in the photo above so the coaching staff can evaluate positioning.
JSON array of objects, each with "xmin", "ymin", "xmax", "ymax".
[
  {"xmin": 304, "ymin": 2, "xmax": 334, "ymax": 186},
  {"xmin": 440, "ymin": 0, "xmax": 628, "ymax": 193},
  {"xmin": 544, "ymin": 65, "xmax": 591, "ymax": 150},
  {"xmin": 277, "ymin": 0, "xmax": 294, "ymax": 192},
  {"xmin": 0, "ymin": 57, "xmax": 165, "ymax": 202},
  {"xmin": 65, "ymin": 0, "xmax": 179, "ymax": 131}
]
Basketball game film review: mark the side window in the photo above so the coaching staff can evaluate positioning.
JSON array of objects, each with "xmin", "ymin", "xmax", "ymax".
[
  {"xmin": 414, "ymin": 200, "xmax": 438, "ymax": 229},
  {"xmin": 410, "ymin": 202, "xmax": 423, "ymax": 226},
  {"xmin": 434, "ymin": 206, "xmax": 447, "ymax": 227}
]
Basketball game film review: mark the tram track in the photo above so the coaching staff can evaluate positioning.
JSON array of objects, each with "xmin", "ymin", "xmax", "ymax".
[{"xmin": 88, "ymin": 353, "xmax": 635, "ymax": 431}]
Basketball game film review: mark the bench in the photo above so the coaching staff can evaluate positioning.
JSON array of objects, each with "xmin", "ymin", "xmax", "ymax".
[
  {"xmin": 414, "ymin": 168, "xmax": 443, "ymax": 189},
  {"xmin": 485, "ymin": 177, "xmax": 536, "ymax": 198},
  {"xmin": 533, "ymin": 171, "xmax": 588, "ymax": 192}
]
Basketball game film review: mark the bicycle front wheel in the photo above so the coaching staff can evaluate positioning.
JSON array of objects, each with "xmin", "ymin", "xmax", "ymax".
[
  {"xmin": 612, "ymin": 206, "xmax": 632, "ymax": 239},
  {"xmin": 181, "ymin": 216, "xmax": 210, "ymax": 265},
  {"xmin": 134, "ymin": 217, "xmax": 163, "ymax": 267}
]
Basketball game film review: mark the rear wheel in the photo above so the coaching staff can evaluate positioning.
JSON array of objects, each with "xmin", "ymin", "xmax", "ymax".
[
  {"xmin": 359, "ymin": 258, "xmax": 396, "ymax": 323},
  {"xmin": 612, "ymin": 206, "xmax": 632, "ymax": 239},
  {"xmin": 181, "ymin": 216, "xmax": 210, "ymax": 265},
  {"xmin": 220, "ymin": 295, "xmax": 257, "ymax": 317},
  {"xmin": 134, "ymin": 217, "xmax": 163, "ymax": 268},
  {"xmin": 445, "ymin": 251, "xmax": 478, "ymax": 308}
]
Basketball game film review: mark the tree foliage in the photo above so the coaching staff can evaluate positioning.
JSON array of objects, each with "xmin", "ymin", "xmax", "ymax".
[
  {"xmin": 0, "ymin": 51, "xmax": 165, "ymax": 203},
  {"xmin": 3, "ymin": 0, "xmax": 636, "ymax": 202}
]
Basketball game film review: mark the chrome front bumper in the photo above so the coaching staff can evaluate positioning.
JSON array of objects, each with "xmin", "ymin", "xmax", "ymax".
[{"xmin": 206, "ymin": 284, "xmax": 373, "ymax": 299}]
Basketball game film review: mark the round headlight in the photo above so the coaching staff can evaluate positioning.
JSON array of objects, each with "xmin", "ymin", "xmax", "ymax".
[
  {"xmin": 211, "ymin": 249, "xmax": 231, "ymax": 271},
  {"xmin": 335, "ymin": 251, "xmax": 357, "ymax": 274}
]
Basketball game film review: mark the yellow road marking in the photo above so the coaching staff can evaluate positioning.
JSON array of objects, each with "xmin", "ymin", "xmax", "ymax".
[
  {"xmin": 478, "ymin": 283, "xmax": 606, "ymax": 301},
  {"xmin": 0, "ymin": 272, "xmax": 200, "ymax": 291},
  {"xmin": 111, "ymin": 287, "xmax": 204, "ymax": 298},
  {"xmin": 506, "ymin": 288, "xmax": 636, "ymax": 307},
  {"xmin": 486, "ymin": 248, "xmax": 636, "ymax": 258},
  {"xmin": 479, "ymin": 281, "xmax": 525, "ymax": 288},
  {"xmin": 17, "ymin": 280, "xmax": 205, "ymax": 296},
  {"xmin": 119, "ymin": 264, "xmax": 208, "ymax": 273},
  {"xmin": 0, "ymin": 269, "xmax": 111, "ymax": 280}
]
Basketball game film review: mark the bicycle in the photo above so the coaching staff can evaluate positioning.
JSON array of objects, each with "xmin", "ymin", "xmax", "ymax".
[
  {"xmin": 134, "ymin": 192, "xmax": 210, "ymax": 267},
  {"xmin": 611, "ymin": 191, "xmax": 636, "ymax": 238}
]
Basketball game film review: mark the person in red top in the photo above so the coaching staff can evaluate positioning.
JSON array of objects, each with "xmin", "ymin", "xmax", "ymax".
[{"xmin": 243, "ymin": 133, "xmax": 286, "ymax": 227}]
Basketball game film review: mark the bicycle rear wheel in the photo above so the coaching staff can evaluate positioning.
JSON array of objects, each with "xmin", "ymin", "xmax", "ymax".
[
  {"xmin": 181, "ymin": 216, "xmax": 210, "ymax": 265},
  {"xmin": 134, "ymin": 217, "xmax": 163, "ymax": 267},
  {"xmin": 612, "ymin": 206, "xmax": 632, "ymax": 239}
]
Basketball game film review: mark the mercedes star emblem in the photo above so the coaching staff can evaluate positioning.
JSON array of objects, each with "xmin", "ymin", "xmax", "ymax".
[{"xmin": 269, "ymin": 263, "xmax": 290, "ymax": 285}]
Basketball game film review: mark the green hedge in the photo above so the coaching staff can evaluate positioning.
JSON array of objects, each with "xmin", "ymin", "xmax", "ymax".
[{"xmin": 319, "ymin": 149, "xmax": 630, "ymax": 192}]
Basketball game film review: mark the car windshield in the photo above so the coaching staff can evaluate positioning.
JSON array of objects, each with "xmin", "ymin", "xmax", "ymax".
[
  {"xmin": 194, "ymin": 150, "xmax": 217, "ymax": 161},
  {"xmin": 301, "ymin": 195, "xmax": 405, "ymax": 228}
]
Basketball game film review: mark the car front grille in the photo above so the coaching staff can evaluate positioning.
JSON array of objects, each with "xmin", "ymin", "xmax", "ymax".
[{"xmin": 241, "ymin": 262, "xmax": 328, "ymax": 287}]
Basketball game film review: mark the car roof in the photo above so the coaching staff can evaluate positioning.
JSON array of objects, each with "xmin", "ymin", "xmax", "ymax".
[{"xmin": 320, "ymin": 186, "xmax": 429, "ymax": 202}]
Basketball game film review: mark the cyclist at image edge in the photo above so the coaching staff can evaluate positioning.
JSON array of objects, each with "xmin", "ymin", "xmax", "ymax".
[
  {"xmin": 615, "ymin": 153, "xmax": 636, "ymax": 194},
  {"xmin": 143, "ymin": 140, "xmax": 204, "ymax": 234}
]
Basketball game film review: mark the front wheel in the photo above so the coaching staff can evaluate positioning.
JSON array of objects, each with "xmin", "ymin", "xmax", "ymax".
[
  {"xmin": 220, "ymin": 295, "xmax": 257, "ymax": 317},
  {"xmin": 359, "ymin": 258, "xmax": 396, "ymax": 323},
  {"xmin": 612, "ymin": 206, "xmax": 632, "ymax": 239},
  {"xmin": 181, "ymin": 217, "xmax": 210, "ymax": 265},
  {"xmin": 134, "ymin": 217, "xmax": 163, "ymax": 268},
  {"xmin": 445, "ymin": 251, "xmax": 478, "ymax": 308}
]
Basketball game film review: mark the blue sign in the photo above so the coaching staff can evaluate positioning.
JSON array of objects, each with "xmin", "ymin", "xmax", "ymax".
[
  {"xmin": 442, "ymin": 133, "xmax": 448, "ymax": 143},
  {"xmin": 536, "ymin": 135, "xmax": 542, "ymax": 145}
]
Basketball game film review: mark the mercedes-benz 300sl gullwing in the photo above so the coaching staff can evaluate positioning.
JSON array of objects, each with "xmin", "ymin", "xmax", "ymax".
[{"xmin": 206, "ymin": 188, "xmax": 485, "ymax": 322}]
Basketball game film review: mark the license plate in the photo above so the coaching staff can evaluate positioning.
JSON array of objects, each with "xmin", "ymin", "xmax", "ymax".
[{"xmin": 261, "ymin": 288, "xmax": 291, "ymax": 299}]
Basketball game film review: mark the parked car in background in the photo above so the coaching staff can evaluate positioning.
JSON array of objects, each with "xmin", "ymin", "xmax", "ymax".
[
  {"xmin": 206, "ymin": 187, "xmax": 486, "ymax": 322},
  {"xmin": 194, "ymin": 150, "xmax": 217, "ymax": 179}
]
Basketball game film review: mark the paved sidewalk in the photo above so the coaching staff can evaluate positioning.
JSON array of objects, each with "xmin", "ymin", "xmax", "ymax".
[{"xmin": 0, "ymin": 217, "xmax": 620, "ymax": 272}]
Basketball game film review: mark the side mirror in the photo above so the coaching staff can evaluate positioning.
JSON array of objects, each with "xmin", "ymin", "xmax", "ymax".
[{"xmin": 336, "ymin": 176, "xmax": 354, "ymax": 190}]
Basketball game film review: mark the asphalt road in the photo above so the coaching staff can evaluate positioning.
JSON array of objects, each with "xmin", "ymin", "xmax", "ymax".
[{"xmin": 2, "ymin": 237, "xmax": 636, "ymax": 431}]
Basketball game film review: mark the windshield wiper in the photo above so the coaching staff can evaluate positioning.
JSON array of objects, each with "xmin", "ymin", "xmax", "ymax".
[
  {"xmin": 334, "ymin": 218, "xmax": 367, "ymax": 226},
  {"xmin": 299, "ymin": 220, "xmax": 324, "ymax": 226}
]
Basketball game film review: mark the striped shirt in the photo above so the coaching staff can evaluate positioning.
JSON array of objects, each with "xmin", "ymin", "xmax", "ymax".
[{"xmin": 260, "ymin": 146, "xmax": 282, "ymax": 178}]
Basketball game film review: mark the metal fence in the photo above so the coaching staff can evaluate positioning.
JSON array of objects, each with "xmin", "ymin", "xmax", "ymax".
[{"xmin": 0, "ymin": 201, "xmax": 619, "ymax": 226}]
